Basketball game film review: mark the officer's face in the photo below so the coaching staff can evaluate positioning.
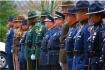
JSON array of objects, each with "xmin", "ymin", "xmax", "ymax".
[
  {"xmin": 14, "ymin": 21, "xmax": 21, "ymax": 28},
  {"xmin": 76, "ymin": 9, "xmax": 87, "ymax": 22},
  {"xmin": 28, "ymin": 17, "xmax": 37, "ymax": 25},
  {"xmin": 45, "ymin": 21, "xmax": 54, "ymax": 29},
  {"xmin": 41, "ymin": 16, "xmax": 46, "ymax": 23},
  {"xmin": 8, "ymin": 21, "xmax": 14, "ymax": 27},
  {"xmin": 62, "ymin": 6, "xmax": 68, "ymax": 13},
  {"xmin": 89, "ymin": 14, "xmax": 101, "ymax": 23},
  {"xmin": 22, "ymin": 24, "xmax": 29, "ymax": 30},
  {"xmin": 65, "ymin": 14, "xmax": 76, "ymax": 25},
  {"xmin": 6, "ymin": 23, "xmax": 10, "ymax": 28},
  {"xmin": 55, "ymin": 18, "xmax": 63, "ymax": 26}
]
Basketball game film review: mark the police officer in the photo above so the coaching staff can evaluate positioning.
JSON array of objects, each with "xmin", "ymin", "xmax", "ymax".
[
  {"xmin": 58, "ymin": 1, "xmax": 74, "ymax": 70},
  {"xmin": 73, "ymin": 1, "xmax": 90, "ymax": 70},
  {"xmin": 86, "ymin": 2, "xmax": 105, "ymax": 70},
  {"xmin": 13, "ymin": 16, "xmax": 24, "ymax": 70},
  {"xmin": 19, "ymin": 19, "xmax": 29, "ymax": 70},
  {"xmin": 64, "ymin": 5, "xmax": 78, "ymax": 70},
  {"xmin": 36, "ymin": 9, "xmax": 50, "ymax": 70},
  {"xmin": 5, "ymin": 16, "xmax": 14, "ymax": 70},
  {"xmin": 47, "ymin": 11, "xmax": 65, "ymax": 70},
  {"xmin": 24, "ymin": 11, "xmax": 40, "ymax": 70},
  {"xmin": 39, "ymin": 15, "xmax": 57, "ymax": 70}
]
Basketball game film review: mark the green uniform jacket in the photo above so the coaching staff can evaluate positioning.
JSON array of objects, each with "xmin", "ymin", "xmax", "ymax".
[
  {"xmin": 24, "ymin": 22, "xmax": 40, "ymax": 59},
  {"xmin": 35, "ymin": 24, "xmax": 46, "ymax": 59}
]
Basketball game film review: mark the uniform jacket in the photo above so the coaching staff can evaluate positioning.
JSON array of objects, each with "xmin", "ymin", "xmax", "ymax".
[
  {"xmin": 5, "ymin": 27, "xmax": 14, "ymax": 52},
  {"xmin": 88, "ymin": 20, "xmax": 105, "ymax": 64},
  {"xmin": 39, "ymin": 26, "xmax": 57, "ymax": 65},
  {"xmin": 19, "ymin": 29, "xmax": 28, "ymax": 62},
  {"xmin": 35, "ymin": 24, "xmax": 46, "ymax": 59},
  {"xmin": 74, "ymin": 19, "xmax": 90, "ymax": 65},
  {"xmin": 24, "ymin": 22, "xmax": 40, "ymax": 59},
  {"xmin": 47, "ymin": 26, "xmax": 62, "ymax": 65}
]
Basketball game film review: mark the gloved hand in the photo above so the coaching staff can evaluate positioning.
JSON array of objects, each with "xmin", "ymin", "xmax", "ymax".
[
  {"xmin": 11, "ymin": 49, "xmax": 13, "ymax": 53},
  {"xmin": 31, "ymin": 54, "xmax": 36, "ymax": 60},
  {"xmin": 59, "ymin": 62, "xmax": 62, "ymax": 66}
]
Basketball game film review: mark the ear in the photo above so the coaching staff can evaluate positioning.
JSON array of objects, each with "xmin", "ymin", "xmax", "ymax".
[{"xmin": 98, "ymin": 15, "xmax": 101, "ymax": 19}]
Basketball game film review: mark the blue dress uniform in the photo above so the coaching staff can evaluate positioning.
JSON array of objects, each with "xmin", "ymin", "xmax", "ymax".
[
  {"xmin": 18, "ymin": 19, "xmax": 28, "ymax": 70},
  {"xmin": 86, "ymin": 2, "xmax": 105, "ymax": 70},
  {"xmin": 5, "ymin": 16, "xmax": 14, "ymax": 70},
  {"xmin": 47, "ymin": 11, "xmax": 65, "ymax": 70},
  {"xmin": 73, "ymin": 1, "xmax": 90, "ymax": 70},
  {"xmin": 64, "ymin": 6, "xmax": 78, "ymax": 70},
  {"xmin": 102, "ymin": 35, "xmax": 105, "ymax": 70},
  {"xmin": 39, "ymin": 15, "xmax": 57, "ymax": 69}
]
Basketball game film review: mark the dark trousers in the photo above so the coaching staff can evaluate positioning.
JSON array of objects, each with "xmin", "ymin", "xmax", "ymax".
[
  {"xmin": 27, "ymin": 59, "xmax": 39, "ymax": 70},
  {"xmin": 7, "ymin": 52, "xmax": 14, "ymax": 70},
  {"xmin": 46, "ymin": 65, "xmax": 61, "ymax": 70},
  {"xmin": 19, "ymin": 59, "xmax": 27, "ymax": 70},
  {"xmin": 102, "ymin": 63, "xmax": 105, "ymax": 70}
]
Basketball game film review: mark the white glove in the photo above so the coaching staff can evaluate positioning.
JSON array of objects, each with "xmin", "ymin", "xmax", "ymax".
[
  {"xmin": 11, "ymin": 49, "xmax": 13, "ymax": 53},
  {"xmin": 31, "ymin": 54, "xmax": 36, "ymax": 60},
  {"xmin": 59, "ymin": 62, "xmax": 62, "ymax": 66}
]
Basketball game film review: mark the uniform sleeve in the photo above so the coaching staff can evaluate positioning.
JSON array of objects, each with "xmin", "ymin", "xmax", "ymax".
[
  {"xmin": 60, "ymin": 23, "xmax": 69, "ymax": 44},
  {"xmin": 10, "ymin": 28, "xmax": 14, "ymax": 46},
  {"xmin": 31, "ymin": 23, "xmax": 40, "ymax": 54},
  {"xmin": 99, "ymin": 30, "xmax": 105, "ymax": 55}
]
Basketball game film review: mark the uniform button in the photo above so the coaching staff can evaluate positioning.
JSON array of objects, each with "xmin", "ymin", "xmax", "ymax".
[
  {"xmin": 102, "ymin": 48, "xmax": 103, "ymax": 51},
  {"xmin": 80, "ymin": 61, "xmax": 82, "ymax": 63},
  {"xmin": 96, "ymin": 62, "xmax": 98, "ymax": 64},
  {"xmin": 53, "ymin": 54, "xmax": 54, "ymax": 55}
]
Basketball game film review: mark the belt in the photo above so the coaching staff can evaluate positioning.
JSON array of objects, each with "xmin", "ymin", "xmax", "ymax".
[
  {"xmin": 25, "ymin": 42, "xmax": 32, "ymax": 47},
  {"xmin": 73, "ymin": 50, "xmax": 84, "ymax": 55},
  {"xmin": 41, "ymin": 48, "xmax": 47, "ymax": 52},
  {"xmin": 60, "ymin": 44, "xmax": 65, "ymax": 49},
  {"xmin": 100, "ymin": 55, "xmax": 105, "ymax": 62},
  {"xmin": 87, "ymin": 51, "xmax": 99, "ymax": 58},
  {"xmin": 21, "ymin": 43, "xmax": 25, "ymax": 46},
  {"xmin": 47, "ymin": 47, "xmax": 60, "ymax": 51},
  {"xmin": 66, "ymin": 51, "xmax": 73, "ymax": 56},
  {"xmin": 6, "ymin": 39, "xmax": 13, "ymax": 42}
]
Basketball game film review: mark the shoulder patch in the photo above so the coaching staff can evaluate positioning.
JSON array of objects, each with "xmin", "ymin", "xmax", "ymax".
[{"xmin": 35, "ymin": 27, "xmax": 39, "ymax": 33}]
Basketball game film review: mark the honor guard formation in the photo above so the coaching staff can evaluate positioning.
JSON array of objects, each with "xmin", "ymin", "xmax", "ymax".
[{"xmin": 5, "ymin": 1, "xmax": 105, "ymax": 70}]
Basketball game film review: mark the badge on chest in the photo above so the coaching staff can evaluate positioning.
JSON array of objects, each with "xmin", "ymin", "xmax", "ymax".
[
  {"xmin": 53, "ymin": 33, "xmax": 56, "ymax": 36},
  {"xmin": 45, "ymin": 35, "xmax": 48, "ymax": 38},
  {"xmin": 7, "ymin": 30, "xmax": 10, "ymax": 35},
  {"xmin": 93, "ymin": 32, "xmax": 96, "ymax": 40},
  {"xmin": 28, "ymin": 29, "xmax": 32, "ymax": 32}
]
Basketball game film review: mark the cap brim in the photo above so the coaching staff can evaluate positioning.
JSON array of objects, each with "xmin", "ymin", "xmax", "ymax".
[
  {"xmin": 63, "ymin": 12, "xmax": 76, "ymax": 14},
  {"xmin": 28, "ymin": 15, "xmax": 38, "ymax": 19},
  {"xmin": 85, "ymin": 10, "xmax": 105, "ymax": 15},
  {"xmin": 76, "ymin": 7, "xmax": 88, "ymax": 10},
  {"xmin": 58, "ymin": 5, "xmax": 70, "ymax": 7},
  {"xmin": 14, "ymin": 20, "xmax": 22, "ymax": 22},
  {"xmin": 41, "ymin": 15, "xmax": 47, "ymax": 16},
  {"xmin": 54, "ymin": 16, "xmax": 58, "ymax": 19},
  {"xmin": 44, "ymin": 18, "xmax": 52, "ymax": 22},
  {"xmin": 58, "ymin": 4, "xmax": 74, "ymax": 7}
]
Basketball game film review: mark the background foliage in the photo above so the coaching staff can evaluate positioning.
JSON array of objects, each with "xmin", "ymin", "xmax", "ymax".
[{"xmin": 0, "ymin": 1, "xmax": 18, "ymax": 42}]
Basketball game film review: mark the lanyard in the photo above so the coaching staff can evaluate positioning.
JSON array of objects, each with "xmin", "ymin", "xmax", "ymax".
[{"xmin": 75, "ymin": 23, "xmax": 85, "ymax": 38}]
